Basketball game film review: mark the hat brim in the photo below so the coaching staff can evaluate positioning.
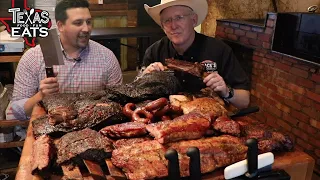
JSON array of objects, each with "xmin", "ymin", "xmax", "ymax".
[{"xmin": 144, "ymin": 0, "xmax": 208, "ymax": 27}]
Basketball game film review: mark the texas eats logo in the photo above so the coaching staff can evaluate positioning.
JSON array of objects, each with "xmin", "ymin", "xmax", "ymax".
[{"xmin": 0, "ymin": 0, "xmax": 52, "ymax": 47}]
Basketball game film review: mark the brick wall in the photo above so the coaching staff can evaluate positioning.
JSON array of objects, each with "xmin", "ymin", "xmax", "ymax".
[{"xmin": 215, "ymin": 13, "xmax": 320, "ymax": 173}]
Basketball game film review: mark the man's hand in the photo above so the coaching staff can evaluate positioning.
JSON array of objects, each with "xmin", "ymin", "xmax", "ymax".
[
  {"xmin": 142, "ymin": 62, "xmax": 165, "ymax": 74},
  {"xmin": 39, "ymin": 77, "xmax": 59, "ymax": 98},
  {"xmin": 203, "ymin": 72, "xmax": 229, "ymax": 97}
]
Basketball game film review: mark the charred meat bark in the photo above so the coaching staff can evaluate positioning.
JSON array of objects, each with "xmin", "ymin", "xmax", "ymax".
[
  {"xmin": 213, "ymin": 116, "xmax": 241, "ymax": 136},
  {"xmin": 113, "ymin": 137, "xmax": 153, "ymax": 149},
  {"xmin": 32, "ymin": 98, "xmax": 124, "ymax": 137},
  {"xmin": 165, "ymin": 58, "xmax": 205, "ymax": 78},
  {"xmin": 146, "ymin": 112, "xmax": 211, "ymax": 144},
  {"xmin": 100, "ymin": 122, "xmax": 147, "ymax": 139},
  {"xmin": 56, "ymin": 128, "xmax": 113, "ymax": 165},
  {"xmin": 111, "ymin": 136, "xmax": 247, "ymax": 179},
  {"xmin": 104, "ymin": 71, "xmax": 181, "ymax": 104},
  {"xmin": 31, "ymin": 135, "xmax": 55, "ymax": 175}
]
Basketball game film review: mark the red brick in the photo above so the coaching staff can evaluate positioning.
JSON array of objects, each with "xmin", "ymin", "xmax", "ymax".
[
  {"xmin": 257, "ymin": 84, "xmax": 269, "ymax": 95},
  {"xmin": 298, "ymin": 121, "xmax": 318, "ymax": 135},
  {"xmin": 306, "ymin": 90, "xmax": 320, "ymax": 104},
  {"xmin": 264, "ymin": 96, "xmax": 277, "ymax": 106},
  {"xmin": 311, "ymin": 73, "xmax": 320, "ymax": 83},
  {"xmin": 290, "ymin": 67, "xmax": 309, "ymax": 78},
  {"xmin": 315, "ymin": 149, "xmax": 320, "ymax": 158},
  {"xmin": 287, "ymin": 83, "xmax": 305, "ymax": 95},
  {"xmin": 227, "ymin": 34, "xmax": 238, "ymax": 41},
  {"xmin": 275, "ymin": 102, "xmax": 290, "ymax": 113},
  {"xmin": 315, "ymin": 103, "xmax": 320, "ymax": 112},
  {"xmin": 292, "ymin": 128, "xmax": 309, "ymax": 141},
  {"xmin": 240, "ymin": 25, "xmax": 251, "ymax": 31},
  {"xmin": 249, "ymin": 39, "xmax": 262, "ymax": 47},
  {"xmin": 293, "ymin": 94, "xmax": 312, "ymax": 107},
  {"xmin": 265, "ymin": 27, "xmax": 274, "ymax": 34},
  {"xmin": 216, "ymin": 26, "xmax": 225, "ymax": 33},
  {"xmin": 275, "ymin": 62, "xmax": 291, "ymax": 72},
  {"xmin": 216, "ymin": 31, "xmax": 226, "ymax": 38},
  {"xmin": 246, "ymin": 31, "xmax": 257, "ymax": 39},
  {"xmin": 277, "ymin": 86, "xmax": 294, "ymax": 99},
  {"xmin": 303, "ymin": 108, "xmax": 320, "ymax": 120},
  {"xmin": 284, "ymin": 99, "xmax": 302, "ymax": 111},
  {"xmin": 280, "ymin": 59, "xmax": 293, "ymax": 66},
  {"xmin": 264, "ymin": 112, "xmax": 277, "ymax": 128},
  {"xmin": 267, "ymin": 20, "xmax": 275, "ymax": 27},
  {"xmin": 253, "ymin": 50, "xmax": 265, "ymax": 57},
  {"xmin": 295, "ymin": 77, "xmax": 315, "ymax": 89},
  {"xmin": 316, "ymin": 85, "xmax": 320, "ymax": 94},
  {"xmin": 293, "ymin": 64, "xmax": 310, "ymax": 71},
  {"xmin": 277, "ymin": 119, "xmax": 292, "ymax": 131},
  {"xmin": 253, "ymin": 62, "xmax": 264, "ymax": 69},
  {"xmin": 265, "ymin": 54, "xmax": 280, "ymax": 61},
  {"xmin": 239, "ymin": 37, "xmax": 250, "ymax": 45},
  {"xmin": 283, "ymin": 56, "xmax": 298, "ymax": 64},
  {"xmin": 283, "ymin": 113, "xmax": 299, "ymax": 126},
  {"xmin": 251, "ymin": 27, "xmax": 264, "ymax": 33},
  {"xmin": 262, "ymin": 42, "xmax": 271, "ymax": 49},
  {"xmin": 252, "ymin": 55, "xmax": 263, "ymax": 62},
  {"xmin": 310, "ymin": 119, "xmax": 320, "ymax": 130},
  {"xmin": 264, "ymin": 82, "xmax": 277, "ymax": 91},
  {"xmin": 258, "ymin": 33, "xmax": 272, "ymax": 42},
  {"xmin": 296, "ymin": 138, "xmax": 314, "ymax": 151},
  {"xmin": 270, "ymin": 92, "xmax": 285, "ymax": 102},
  {"xmin": 309, "ymin": 136, "xmax": 320, "ymax": 149},
  {"xmin": 274, "ymin": 78, "xmax": 286, "ymax": 88},
  {"xmin": 291, "ymin": 110, "xmax": 310, "ymax": 123},
  {"xmin": 268, "ymin": 105, "xmax": 282, "ymax": 117},
  {"xmin": 230, "ymin": 23, "xmax": 240, "ymax": 28},
  {"xmin": 235, "ymin": 29, "xmax": 245, "ymax": 36},
  {"xmin": 225, "ymin": 27, "xmax": 234, "ymax": 34},
  {"xmin": 265, "ymin": 66, "xmax": 277, "ymax": 76}
]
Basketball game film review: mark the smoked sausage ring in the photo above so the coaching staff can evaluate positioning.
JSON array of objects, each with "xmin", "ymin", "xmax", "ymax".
[
  {"xmin": 132, "ymin": 107, "xmax": 154, "ymax": 124},
  {"xmin": 154, "ymin": 104, "xmax": 171, "ymax": 117},
  {"xmin": 144, "ymin": 98, "xmax": 168, "ymax": 111},
  {"xmin": 123, "ymin": 103, "xmax": 136, "ymax": 118}
]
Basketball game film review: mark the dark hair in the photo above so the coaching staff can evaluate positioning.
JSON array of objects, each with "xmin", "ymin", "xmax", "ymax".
[{"xmin": 55, "ymin": 0, "xmax": 89, "ymax": 23}]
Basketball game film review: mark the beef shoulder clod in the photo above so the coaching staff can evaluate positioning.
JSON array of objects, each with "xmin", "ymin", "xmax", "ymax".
[
  {"xmin": 180, "ymin": 97, "xmax": 228, "ymax": 119},
  {"xmin": 146, "ymin": 112, "xmax": 211, "ymax": 144},
  {"xmin": 111, "ymin": 136, "xmax": 247, "ymax": 179},
  {"xmin": 165, "ymin": 58, "xmax": 205, "ymax": 77},
  {"xmin": 100, "ymin": 122, "xmax": 147, "ymax": 139},
  {"xmin": 56, "ymin": 128, "xmax": 113, "ymax": 165},
  {"xmin": 31, "ymin": 135, "xmax": 55, "ymax": 175}
]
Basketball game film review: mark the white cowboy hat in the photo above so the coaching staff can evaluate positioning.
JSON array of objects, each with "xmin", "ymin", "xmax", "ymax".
[{"xmin": 144, "ymin": 0, "xmax": 208, "ymax": 27}]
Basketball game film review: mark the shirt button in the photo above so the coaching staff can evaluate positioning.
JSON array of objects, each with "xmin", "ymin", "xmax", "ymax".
[{"xmin": 191, "ymin": 57, "xmax": 193, "ymax": 59}]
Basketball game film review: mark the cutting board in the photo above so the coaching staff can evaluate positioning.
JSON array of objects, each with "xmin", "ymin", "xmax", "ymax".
[{"xmin": 15, "ymin": 105, "xmax": 315, "ymax": 180}]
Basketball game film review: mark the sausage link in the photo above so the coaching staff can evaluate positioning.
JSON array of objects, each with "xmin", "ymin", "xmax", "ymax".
[
  {"xmin": 154, "ymin": 105, "xmax": 171, "ymax": 117},
  {"xmin": 161, "ymin": 115, "xmax": 171, "ymax": 121},
  {"xmin": 169, "ymin": 105, "xmax": 183, "ymax": 115},
  {"xmin": 123, "ymin": 103, "xmax": 136, "ymax": 118},
  {"xmin": 132, "ymin": 107, "xmax": 154, "ymax": 124},
  {"xmin": 144, "ymin": 98, "xmax": 168, "ymax": 111}
]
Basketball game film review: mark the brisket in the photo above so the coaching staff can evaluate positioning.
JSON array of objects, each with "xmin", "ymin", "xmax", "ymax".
[
  {"xmin": 56, "ymin": 128, "xmax": 113, "ymax": 165},
  {"xmin": 100, "ymin": 122, "xmax": 147, "ymax": 139},
  {"xmin": 31, "ymin": 135, "xmax": 55, "ymax": 175},
  {"xmin": 104, "ymin": 71, "xmax": 181, "ymax": 104},
  {"xmin": 146, "ymin": 112, "xmax": 211, "ymax": 144}
]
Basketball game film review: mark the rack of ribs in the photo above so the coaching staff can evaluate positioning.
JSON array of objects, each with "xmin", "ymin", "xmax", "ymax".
[{"xmin": 165, "ymin": 58, "xmax": 205, "ymax": 77}]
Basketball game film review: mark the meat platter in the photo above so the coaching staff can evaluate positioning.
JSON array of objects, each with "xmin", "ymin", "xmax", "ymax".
[{"xmin": 15, "ymin": 71, "xmax": 315, "ymax": 180}]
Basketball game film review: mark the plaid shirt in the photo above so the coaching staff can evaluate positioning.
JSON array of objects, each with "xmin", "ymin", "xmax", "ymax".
[{"xmin": 11, "ymin": 40, "xmax": 122, "ymax": 120}]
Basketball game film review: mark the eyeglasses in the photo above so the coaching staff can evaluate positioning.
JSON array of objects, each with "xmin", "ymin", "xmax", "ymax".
[{"xmin": 161, "ymin": 13, "xmax": 194, "ymax": 27}]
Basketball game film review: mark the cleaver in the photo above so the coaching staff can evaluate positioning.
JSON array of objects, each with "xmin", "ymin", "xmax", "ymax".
[{"xmin": 38, "ymin": 28, "xmax": 64, "ymax": 77}]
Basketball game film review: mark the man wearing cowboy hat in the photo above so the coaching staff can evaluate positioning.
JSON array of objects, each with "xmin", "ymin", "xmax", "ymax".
[{"xmin": 140, "ymin": 0, "xmax": 250, "ymax": 109}]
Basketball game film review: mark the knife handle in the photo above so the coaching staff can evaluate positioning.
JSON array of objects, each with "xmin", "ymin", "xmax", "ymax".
[
  {"xmin": 245, "ymin": 138, "xmax": 258, "ymax": 178},
  {"xmin": 231, "ymin": 106, "xmax": 260, "ymax": 118},
  {"xmin": 46, "ymin": 67, "xmax": 55, "ymax": 77},
  {"xmin": 165, "ymin": 149, "xmax": 181, "ymax": 180},
  {"xmin": 187, "ymin": 147, "xmax": 201, "ymax": 180}
]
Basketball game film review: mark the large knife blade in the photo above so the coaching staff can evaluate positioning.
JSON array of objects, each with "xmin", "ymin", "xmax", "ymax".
[{"xmin": 38, "ymin": 28, "xmax": 64, "ymax": 77}]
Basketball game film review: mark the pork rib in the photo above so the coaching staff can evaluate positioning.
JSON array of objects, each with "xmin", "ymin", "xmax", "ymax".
[
  {"xmin": 165, "ymin": 58, "xmax": 205, "ymax": 77},
  {"xmin": 146, "ymin": 112, "xmax": 211, "ymax": 144},
  {"xmin": 100, "ymin": 122, "xmax": 147, "ymax": 139}
]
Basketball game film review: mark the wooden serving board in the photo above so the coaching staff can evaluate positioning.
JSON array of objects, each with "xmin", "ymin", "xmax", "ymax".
[{"xmin": 15, "ymin": 105, "xmax": 315, "ymax": 180}]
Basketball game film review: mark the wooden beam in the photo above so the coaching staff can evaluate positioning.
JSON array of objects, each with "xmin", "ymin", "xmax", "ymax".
[
  {"xmin": 90, "ymin": 10, "xmax": 128, "ymax": 17},
  {"xmin": 0, "ymin": 55, "xmax": 21, "ymax": 63},
  {"xmin": 0, "ymin": 141, "xmax": 24, "ymax": 148},
  {"xmin": 0, "ymin": 120, "xmax": 29, "ymax": 128}
]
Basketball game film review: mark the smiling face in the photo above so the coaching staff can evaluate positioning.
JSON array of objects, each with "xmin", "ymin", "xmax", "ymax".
[
  {"xmin": 160, "ymin": 5, "xmax": 198, "ymax": 50},
  {"xmin": 57, "ymin": 7, "xmax": 92, "ymax": 51}
]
